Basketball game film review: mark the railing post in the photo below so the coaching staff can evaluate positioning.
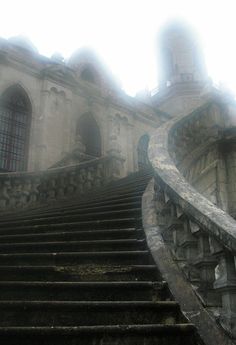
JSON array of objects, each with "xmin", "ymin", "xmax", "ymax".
[{"xmin": 189, "ymin": 224, "xmax": 220, "ymax": 307}]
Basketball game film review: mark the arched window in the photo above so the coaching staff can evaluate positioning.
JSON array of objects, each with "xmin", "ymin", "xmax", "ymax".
[
  {"xmin": 77, "ymin": 113, "xmax": 101, "ymax": 157},
  {"xmin": 80, "ymin": 67, "xmax": 96, "ymax": 84},
  {"xmin": 137, "ymin": 134, "xmax": 150, "ymax": 170},
  {"xmin": 0, "ymin": 85, "xmax": 31, "ymax": 172}
]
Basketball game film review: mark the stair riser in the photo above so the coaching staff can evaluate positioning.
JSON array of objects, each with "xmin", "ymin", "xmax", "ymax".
[
  {"xmin": 7, "ymin": 201, "xmax": 141, "ymax": 220},
  {"xmin": 0, "ymin": 253, "xmax": 151, "ymax": 266},
  {"xmin": 0, "ymin": 219, "xmax": 142, "ymax": 235},
  {"xmin": 0, "ymin": 333, "xmax": 197, "ymax": 345},
  {"xmin": 7, "ymin": 193, "xmax": 143, "ymax": 219},
  {"xmin": 0, "ymin": 241, "xmax": 146, "ymax": 253},
  {"xmin": 0, "ymin": 209, "xmax": 141, "ymax": 228},
  {"xmin": 0, "ymin": 307, "xmax": 182, "ymax": 326},
  {"xmin": 0, "ymin": 285, "xmax": 166, "ymax": 301},
  {"xmin": 0, "ymin": 267, "xmax": 159, "ymax": 282},
  {"xmin": 0, "ymin": 229, "xmax": 143, "ymax": 243}
]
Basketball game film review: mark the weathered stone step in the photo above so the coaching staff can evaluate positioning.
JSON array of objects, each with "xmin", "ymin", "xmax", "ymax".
[
  {"xmin": 0, "ymin": 265, "xmax": 160, "ymax": 282},
  {"xmin": 9, "ymin": 192, "xmax": 144, "ymax": 219},
  {"xmin": 0, "ymin": 251, "xmax": 151, "ymax": 266},
  {"xmin": 0, "ymin": 193, "xmax": 143, "ymax": 222},
  {"xmin": 0, "ymin": 228, "xmax": 143, "ymax": 243},
  {"xmin": 0, "ymin": 281, "xmax": 167, "ymax": 301},
  {"xmin": 0, "ymin": 324, "xmax": 197, "ymax": 345},
  {"xmin": 0, "ymin": 218, "xmax": 142, "ymax": 236},
  {"xmin": 0, "ymin": 239, "xmax": 146, "ymax": 253},
  {"xmin": 0, "ymin": 201, "xmax": 141, "ymax": 224},
  {"xmin": 0, "ymin": 208, "xmax": 141, "ymax": 228},
  {"xmin": 0, "ymin": 301, "xmax": 184, "ymax": 326}
]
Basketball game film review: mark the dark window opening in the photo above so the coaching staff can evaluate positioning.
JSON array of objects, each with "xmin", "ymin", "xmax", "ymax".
[
  {"xmin": 137, "ymin": 134, "xmax": 150, "ymax": 170},
  {"xmin": 81, "ymin": 67, "xmax": 96, "ymax": 83},
  {"xmin": 77, "ymin": 113, "xmax": 101, "ymax": 157},
  {"xmin": 0, "ymin": 86, "xmax": 31, "ymax": 172}
]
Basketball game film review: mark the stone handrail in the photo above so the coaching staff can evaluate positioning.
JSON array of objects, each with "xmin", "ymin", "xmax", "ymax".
[
  {"xmin": 0, "ymin": 155, "xmax": 124, "ymax": 212},
  {"xmin": 148, "ymin": 100, "xmax": 236, "ymax": 337}
]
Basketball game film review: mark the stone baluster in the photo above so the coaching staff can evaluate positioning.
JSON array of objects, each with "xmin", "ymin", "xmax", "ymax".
[
  {"xmin": 38, "ymin": 179, "xmax": 48, "ymax": 201},
  {"xmin": 10, "ymin": 179, "xmax": 22, "ymax": 208},
  {"xmin": 56, "ymin": 173, "xmax": 66, "ymax": 199},
  {"xmin": 21, "ymin": 178, "xmax": 32, "ymax": 206},
  {"xmin": 89, "ymin": 167, "xmax": 95, "ymax": 190},
  {"xmin": 66, "ymin": 171, "xmax": 77, "ymax": 195},
  {"xmin": 30, "ymin": 177, "xmax": 40, "ymax": 204},
  {"xmin": 77, "ymin": 169, "xmax": 86, "ymax": 194},
  {"xmin": 210, "ymin": 236, "xmax": 236, "ymax": 335},
  {"xmin": 86, "ymin": 168, "xmax": 93, "ymax": 190},
  {"xmin": 166, "ymin": 203, "xmax": 185, "ymax": 262},
  {"xmin": 190, "ymin": 222, "xmax": 220, "ymax": 307},
  {"xmin": 159, "ymin": 190, "xmax": 173, "ymax": 245},
  {"xmin": 0, "ymin": 179, "xmax": 10, "ymax": 208},
  {"xmin": 94, "ymin": 163, "xmax": 103, "ymax": 188},
  {"xmin": 170, "ymin": 207, "xmax": 199, "ymax": 284},
  {"xmin": 46, "ymin": 176, "xmax": 57, "ymax": 200}
]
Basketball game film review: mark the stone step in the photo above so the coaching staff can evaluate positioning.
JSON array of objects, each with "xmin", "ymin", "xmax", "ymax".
[
  {"xmin": 0, "ymin": 239, "xmax": 147, "ymax": 253},
  {"xmin": 0, "ymin": 218, "xmax": 142, "ymax": 236},
  {"xmin": 0, "ymin": 250, "xmax": 151, "ymax": 266},
  {"xmin": 0, "ymin": 228, "xmax": 143, "ymax": 243},
  {"xmin": 0, "ymin": 208, "xmax": 141, "ymax": 227},
  {"xmin": 0, "ymin": 281, "xmax": 168, "ymax": 301},
  {"xmin": 6, "ymin": 192, "xmax": 144, "ymax": 220},
  {"xmin": 0, "ymin": 201, "xmax": 141, "ymax": 223},
  {"xmin": 0, "ymin": 265, "xmax": 160, "ymax": 282},
  {"xmin": 0, "ymin": 324, "xmax": 197, "ymax": 345},
  {"xmin": 0, "ymin": 193, "xmax": 143, "ymax": 221},
  {"xmin": 0, "ymin": 301, "xmax": 184, "ymax": 326}
]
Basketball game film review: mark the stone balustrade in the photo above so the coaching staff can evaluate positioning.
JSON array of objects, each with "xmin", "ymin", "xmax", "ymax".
[
  {"xmin": 0, "ymin": 155, "xmax": 124, "ymax": 211},
  {"xmin": 148, "ymin": 99, "xmax": 236, "ymax": 337}
]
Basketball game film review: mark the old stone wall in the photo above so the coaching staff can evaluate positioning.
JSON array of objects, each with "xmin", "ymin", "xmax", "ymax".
[{"xmin": 0, "ymin": 39, "xmax": 164, "ymax": 176}]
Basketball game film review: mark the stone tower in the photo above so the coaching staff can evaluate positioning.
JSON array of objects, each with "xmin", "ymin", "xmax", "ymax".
[{"xmin": 152, "ymin": 21, "xmax": 208, "ymax": 117}]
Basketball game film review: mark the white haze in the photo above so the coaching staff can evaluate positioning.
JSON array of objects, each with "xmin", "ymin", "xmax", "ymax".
[{"xmin": 1, "ymin": 0, "xmax": 236, "ymax": 96}]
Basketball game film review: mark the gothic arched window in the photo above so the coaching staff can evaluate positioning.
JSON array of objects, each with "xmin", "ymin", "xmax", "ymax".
[
  {"xmin": 77, "ymin": 113, "xmax": 101, "ymax": 157},
  {"xmin": 0, "ymin": 85, "xmax": 31, "ymax": 172},
  {"xmin": 137, "ymin": 134, "xmax": 150, "ymax": 170}
]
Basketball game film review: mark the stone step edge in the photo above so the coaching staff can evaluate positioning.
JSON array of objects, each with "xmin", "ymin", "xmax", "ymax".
[
  {"xmin": 0, "ymin": 208, "xmax": 141, "ymax": 227},
  {"xmin": 0, "ymin": 324, "xmax": 195, "ymax": 335},
  {"xmin": 0, "ymin": 239, "xmax": 145, "ymax": 247},
  {"xmin": 0, "ymin": 281, "xmax": 165, "ymax": 288},
  {"xmin": 0, "ymin": 228, "xmax": 141, "ymax": 241},
  {"xmin": 0, "ymin": 300, "xmax": 179, "ymax": 308}
]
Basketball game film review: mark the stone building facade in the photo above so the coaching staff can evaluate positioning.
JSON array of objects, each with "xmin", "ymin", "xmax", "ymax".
[{"xmin": 0, "ymin": 22, "xmax": 223, "ymax": 177}]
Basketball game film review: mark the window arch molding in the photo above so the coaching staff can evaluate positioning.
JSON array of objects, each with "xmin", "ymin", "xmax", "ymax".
[{"xmin": 0, "ymin": 84, "xmax": 32, "ymax": 172}]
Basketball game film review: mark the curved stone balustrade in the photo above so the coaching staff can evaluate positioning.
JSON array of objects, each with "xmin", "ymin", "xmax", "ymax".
[
  {"xmin": 148, "ymin": 99, "xmax": 236, "ymax": 337},
  {"xmin": 0, "ymin": 155, "xmax": 124, "ymax": 211}
]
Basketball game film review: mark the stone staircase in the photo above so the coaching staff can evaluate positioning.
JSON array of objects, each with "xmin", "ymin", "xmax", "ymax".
[{"xmin": 0, "ymin": 170, "xmax": 202, "ymax": 344}]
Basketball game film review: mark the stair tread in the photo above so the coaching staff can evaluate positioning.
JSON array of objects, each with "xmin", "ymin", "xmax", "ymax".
[
  {"xmin": 0, "ymin": 300, "xmax": 178, "ymax": 307},
  {"xmin": 0, "ymin": 281, "xmax": 165, "ymax": 286},
  {"xmin": 0, "ymin": 239, "xmax": 145, "ymax": 246},
  {"xmin": 0, "ymin": 324, "xmax": 195, "ymax": 333}
]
